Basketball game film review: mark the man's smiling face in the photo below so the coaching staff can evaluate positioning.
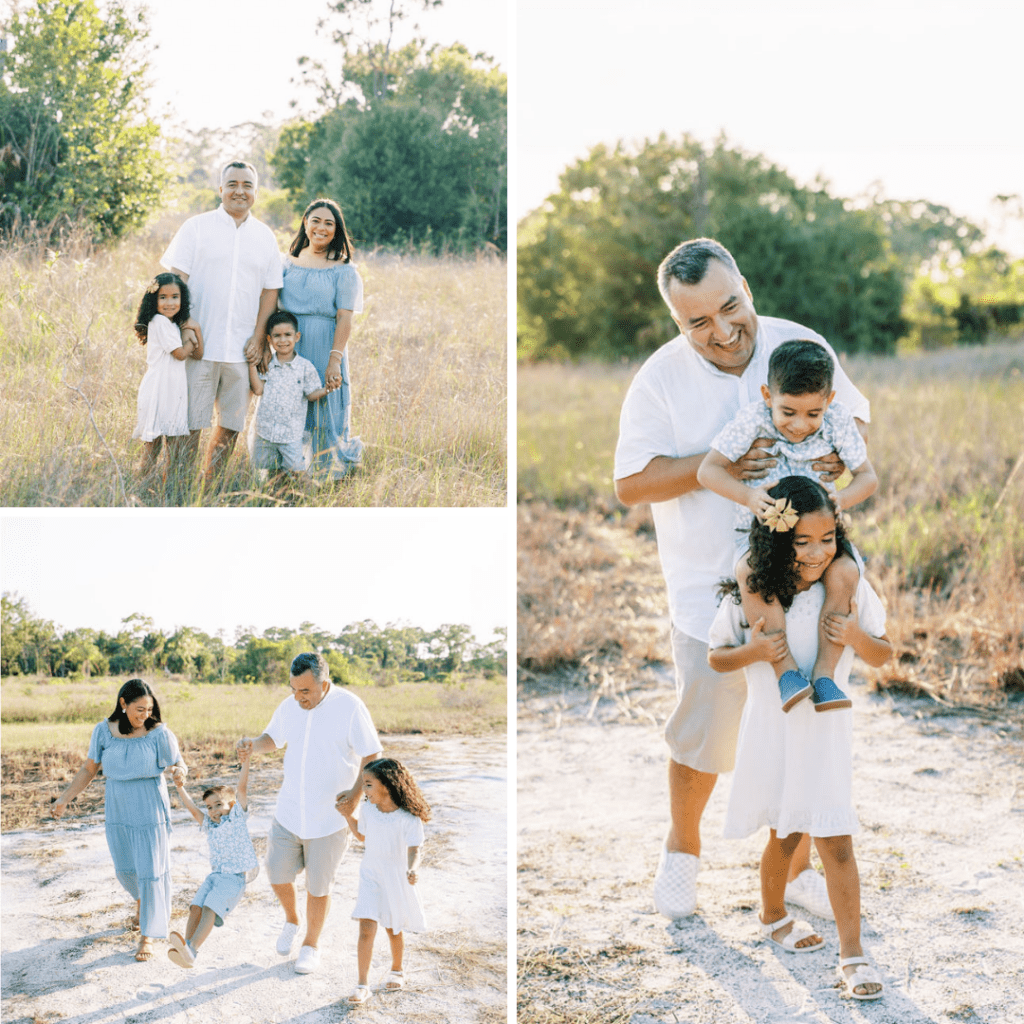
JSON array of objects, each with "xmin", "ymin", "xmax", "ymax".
[{"xmin": 665, "ymin": 259, "xmax": 759, "ymax": 376}]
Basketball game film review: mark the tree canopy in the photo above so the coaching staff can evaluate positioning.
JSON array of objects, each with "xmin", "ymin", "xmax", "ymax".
[
  {"xmin": 273, "ymin": 2, "xmax": 506, "ymax": 252},
  {"xmin": 1, "ymin": 593, "xmax": 506, "ymax": 686},
  {"xmin": 0, "ymin": 0, "xmax": 164, "ymax": 241}
]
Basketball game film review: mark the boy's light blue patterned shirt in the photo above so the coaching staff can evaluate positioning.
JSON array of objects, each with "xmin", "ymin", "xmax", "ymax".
[
  {"xmin": 201, "ymin": 802, "xmax": 259, "ymax": 874},
  {"xmin": 710, "ymin": 398, "xmax": 867, "ymax": 534},
  {"xmin": 254, "ymin": 352, "xmax": 323, "ymax": 444}
]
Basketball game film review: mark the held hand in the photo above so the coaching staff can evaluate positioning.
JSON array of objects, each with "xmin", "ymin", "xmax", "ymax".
[
  {"xmin": 823, "ymin": 595, "xmax": 860, "ymax": 647},
  {"xmin": 407, "ymin": 870, "xmax": 418, "ymax": 885},
  {"xmin": 325, "ymin": 355, "xmax": 343, "ymax": 391},
  {"xmin": 731, "ymin": 437, "xmax": 777, "ymax": 482},
  {"xmin": 236, "ymin": 737, "xmax": 254, "ymax": 759},
  {"xmin": 748, "ymin": 617, "xmax": 790, "ymax": 665},
  {"xmin": 335, "ymin": 788, "xmax": 359, "ymax": 815},
  {"xmin": 812, "ymin": 449, "xmax": 847, "ymax": 484}
]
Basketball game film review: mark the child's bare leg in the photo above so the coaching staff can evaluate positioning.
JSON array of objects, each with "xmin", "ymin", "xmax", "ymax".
[
  {"xmin": 813, "ymin": 554, "xmax": 858, "ymax": 683},
  {"xmin": 815, "ymin": 835, "xmax": 879, "ymax": 996},
  {"xmin": 189, "ymin": 907, "xmax": 218, "ymax": 952},
  {"xmin": 385, "ymin": 927, "xmax": 404, "ymax": 976},
  {"xmin": 138, "ymin": 438, "xmax": 162, "ymax": 479},
  {"xmin": 356, "ymin": 919, "xmax": 377, "ymax": 986},
  {"xmin": 760, "ymin": 830, "xmax": 822, "ymax": 948},
  {"xmin": 183, "ymin": 904, "xmax": 203, "ymax": 943},
  {"xmin": 740, "ymin": 585, "xmax": 797, "ymax": 678}
]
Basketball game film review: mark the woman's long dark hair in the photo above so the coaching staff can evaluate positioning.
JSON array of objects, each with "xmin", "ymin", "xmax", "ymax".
[
  {"xmin": 364, "ymin": 758, "xmax": 431, "ymax": 822},
  {"xmin": 107, "ymin": 679, "xmax": 162, "ymax": 734},
  {"xmin": 288, "ymin": 198, "xmax": 353, "ymax": 263},
  {"xmin": 719, "ymin": 475, "xmax": 851, "ymax": 612},
  {"xmin": 133, "ymin": 273, "xmax": 191, "ymax": 343}
]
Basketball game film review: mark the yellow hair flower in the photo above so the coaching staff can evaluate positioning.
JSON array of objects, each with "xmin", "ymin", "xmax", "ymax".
[
  {"xmin": 146, "ymin": 279, "xmax": 160, "ymax": 294},
  {"xmin": 763, "ymin": 497, "xmax": 799, "ymax": 533}
]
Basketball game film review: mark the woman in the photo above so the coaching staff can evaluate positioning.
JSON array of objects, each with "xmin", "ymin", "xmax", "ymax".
[
  {"xmin": 52, "ymin": 679, "xmax": 187, "ymax": 961},
  {"xmin": 279, "ymin": 197, "xmax": 364, "ymax": 477}
]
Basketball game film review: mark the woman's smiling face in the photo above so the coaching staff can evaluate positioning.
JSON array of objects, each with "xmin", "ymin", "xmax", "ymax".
[
  {"xmin": 304, "ymin": 208, "xmax": 336, "ymax": 250},
  {"xmin": 791, "ymin": 508, "xmax": 838, "ymax": 586},
  {"xmin": 121, "ymin": 696, "xmax": 153, "ymax": 730}
]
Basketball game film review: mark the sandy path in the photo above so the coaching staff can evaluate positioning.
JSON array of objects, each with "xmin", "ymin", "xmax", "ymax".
[
  {"xmin": 2, "ymin": 735, "xmax": 506, "ymax": 1024},
  {"xmin": 517, "ymin": 675, "xmax": 1024, "ymax": 1023}
]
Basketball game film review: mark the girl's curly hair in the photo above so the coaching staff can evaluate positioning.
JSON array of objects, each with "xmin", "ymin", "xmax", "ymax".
[
  {"xmin": 718, "ymin": 475, "xmax": 852, "ymax": 611},
  {"xmin": 364, "ymin": 758, "xmax": 431, "ymax": 822},
  {"xmin": 134, "ymin": 273, "xmax": 191, "ymax": 343}
]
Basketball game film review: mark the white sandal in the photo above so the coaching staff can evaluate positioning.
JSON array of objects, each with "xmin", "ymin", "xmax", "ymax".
[
  {"xmin": 384, "ymin": 969, "xmax": 405, "ymax": 991},
  {"xmin": 348, "ymin": 984, "xmax": 371, "ymax": 1004},
  {"xmin": 759, "ymin": 913, "xmax": 825, "ymax": 953},
  {"xmin": 837, "ymin": 956, "xmax": 884, "ymax": 999}
]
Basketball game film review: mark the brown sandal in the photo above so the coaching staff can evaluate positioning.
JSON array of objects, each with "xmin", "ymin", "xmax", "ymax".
[{"xmin": 135, "ymin": 936, "xmax": 154, "ymax": 961}]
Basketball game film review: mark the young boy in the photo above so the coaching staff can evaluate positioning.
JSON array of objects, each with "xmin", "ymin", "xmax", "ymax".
[
  {"xmin": 696, "ymin": 339, "xmax": 878, "ymax": 714},
  {"xmin": 248, "ymin": 310, "xmax": 328, "ymax": 480},
  {"xmin": 168, "ymin": 749, "xmax": 259, "ymax": 968}
]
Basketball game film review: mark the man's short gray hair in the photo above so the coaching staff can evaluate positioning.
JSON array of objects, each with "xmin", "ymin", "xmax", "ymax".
[
  {"xmin": 657, "ymin": 238, "xmax": 741, "ymax": 304},
  {"xmin": 290, "ymin": 652, "xmax": 329, "ymax": 682},
  {"xmin": 221, "ymin": 160, "xmax": 258, "ymax": 187}
]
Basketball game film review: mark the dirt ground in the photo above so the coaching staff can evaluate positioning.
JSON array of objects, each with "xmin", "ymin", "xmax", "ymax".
[
  {"xmin": 517, "ymin": 671, "xmax": 1024, "ymax": 1024},
  {"xmin": 1, "ymin": 734, "xmax": 506, "ymax": 1024}
]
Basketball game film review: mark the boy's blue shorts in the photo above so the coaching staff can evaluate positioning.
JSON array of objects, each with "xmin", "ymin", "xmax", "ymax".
[{"xmin": 192, "ymin": 871, "xmax": 246, "ymax": 926}]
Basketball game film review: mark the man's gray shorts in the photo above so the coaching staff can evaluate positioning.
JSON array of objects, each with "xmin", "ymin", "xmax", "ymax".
[
  {"xmin": 186, "ymin": 359, "xmax": 251, "ymax": 433},
  {"xmin": 266, "ymin": 819, "xmax": 350, "ymax": 897},
  {"xmin": 664, "ymin": 625, "xmax": 747, "ymax": 775}
]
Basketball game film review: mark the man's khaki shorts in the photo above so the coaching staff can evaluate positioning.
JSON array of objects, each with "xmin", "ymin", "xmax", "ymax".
[
  {"xmin": 664, "ymin": 626, "xmax": 747, "ymax": 775},
  {"xmin": 266, "ymin": 819, "xmax": 350, "ymax": 897},
  {"xmin": 186, "ymin": 359, "xmax": 251, "ymax": 433}
]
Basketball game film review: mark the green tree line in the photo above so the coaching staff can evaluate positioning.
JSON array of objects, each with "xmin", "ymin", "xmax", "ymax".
[
  {"xmin": 1, "ymin": 0, "xmax": 506, "ymax": 251},
  {"xmin": 1, "ymin": 594, "xmax": 506, "ymax": 687},
  {"xmin": 517, "ymin": 135, "xmax": 1024, "ymax": 360}
]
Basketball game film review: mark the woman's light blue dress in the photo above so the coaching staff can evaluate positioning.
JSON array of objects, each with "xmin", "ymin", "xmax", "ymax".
[
  {"xmin": 87, "ymin": 721, "xmax": 180, "ymax": 938},
  {"xmin": 280, "ymin": 258, "xmax": 365, "ymax": 477}
]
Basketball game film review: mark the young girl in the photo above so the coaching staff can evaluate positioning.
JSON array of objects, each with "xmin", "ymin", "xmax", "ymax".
[
  {"xmin": 132, "ymin": 273, "xmax": 202, "ymax": 482},
  {"xmin": 341, "ymin": 758, "xmax": 429, "ymax": 1004},
  {"xmin": 708, "ymin": 476, "xmax": 891, "ymax": 1000}
]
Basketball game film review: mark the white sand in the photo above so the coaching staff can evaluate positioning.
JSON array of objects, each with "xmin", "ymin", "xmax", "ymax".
[
  {"xmin": 518, "ymin": 674, "xmax": 1024, "ymax": 1023},
  {"xmin": 1, "ymin": 735, "xmax": 506, "ymax": 1024}
]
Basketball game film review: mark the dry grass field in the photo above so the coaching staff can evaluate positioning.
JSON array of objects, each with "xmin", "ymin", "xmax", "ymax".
[{"xmin": 0, "ymin": 222, "xmax": 507, "ymax": 506}]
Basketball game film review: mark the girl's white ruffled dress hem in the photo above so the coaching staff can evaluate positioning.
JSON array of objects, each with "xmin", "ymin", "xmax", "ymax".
[{"xmin": 710, "ymin": 577, "xmax": 887, "ymax": 840}]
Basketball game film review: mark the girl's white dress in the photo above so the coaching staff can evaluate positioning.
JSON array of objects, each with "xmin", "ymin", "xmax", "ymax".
[
  {"xmin": 710, "ymin": 576, "xmax": 886, "ymax": 840},
  {"xmin": 133, "ymin": 315, "xmax": 188, "ymax": 441},
  {"xmin": 351, "ymin": 802, "xmax": 427, "ymax": 934}
]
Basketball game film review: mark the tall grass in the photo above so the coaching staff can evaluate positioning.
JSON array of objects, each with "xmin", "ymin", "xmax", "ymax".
[
  {"xmin": 0, "ymin": 675, "xmax": 507, "ymax": 751},
  {"xmin": 517, "ymin": 343, "xmax": 1024, "ymax": 704},
  {"xmin": 0, "ymin": 221, "xmax": 506, "ymax": 506}
]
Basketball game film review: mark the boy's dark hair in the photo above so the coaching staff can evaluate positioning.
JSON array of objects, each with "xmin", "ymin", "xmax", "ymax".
[
  {"xmin": 767, "ymin": 340, "xmax": 834, "ymax": 396},
  {"xmin": 133, "ymin": 273, "xmax": 191, "ymax": 343},
  {"xmin": 266, "ymin": 309, "xmax": 299, "ymax": 335},
  {"xmin": 202, "ymin": 785, "xmax": 235, "ymax": 803},
  {"xmin": 108, "ymin": 679, "xmax": 162, "ymax": 734}
]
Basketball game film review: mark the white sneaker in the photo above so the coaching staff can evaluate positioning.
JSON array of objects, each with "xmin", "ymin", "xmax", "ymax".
[
  {"xmin": 276, "ymin": 920, "xmax": 301, "ymax": 956},
  {"xmin": 294, "ymin": 944, "xmax": 320, "ymax": 974},
  {"xmin": 653, "ymin": 847, "xmax": 699, "ymax": 919},
  {"xmin": 785, "ymin": 868, "xmax": 835, "ymax": 920}
]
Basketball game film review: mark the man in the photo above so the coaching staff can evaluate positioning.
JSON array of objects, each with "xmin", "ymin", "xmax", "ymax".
[
  {"xmin": 161, "ymin": 160, "xmax": 283, "ymax": 480},
  {"xmin": 614, "ymin": 238, "xmax": 870, "ymax": 926},
  {"xmin": 238, "ymin": 652, "xmax": 382, "ymax": 974}
]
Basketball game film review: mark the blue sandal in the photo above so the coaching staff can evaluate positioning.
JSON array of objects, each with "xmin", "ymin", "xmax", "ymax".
[
  {"xmin": 812, "ymin": 676, "xmax": 852, "ymax": 712},
  {"xmin": 779, "ymin": 670, "xmax": 812, "ymax": 712}
]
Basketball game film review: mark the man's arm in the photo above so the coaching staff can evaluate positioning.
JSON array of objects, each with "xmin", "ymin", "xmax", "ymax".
[
  {"xmin": 335, "ymin": 750, "xmax": 383, "ymax": 817},
  {"xmin": 237, "ymin": 733, "xmax": 278, "ymax": 757},
  {"xmin": 616, "ymin": 438, "xmax": 778, "ymax": 507},
  {"xmin": 244, "ymin": 288, "xmax": 280, "ymax": 369}
]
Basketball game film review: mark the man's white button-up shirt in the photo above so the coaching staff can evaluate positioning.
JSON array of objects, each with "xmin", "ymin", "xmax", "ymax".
[
  {"xmin": 264, "ymin": 683, "xmax": 382, "ymax": 839},
  {"xmin": 161, "ymin": 205, "xmax": 283, "ymax": 363}
]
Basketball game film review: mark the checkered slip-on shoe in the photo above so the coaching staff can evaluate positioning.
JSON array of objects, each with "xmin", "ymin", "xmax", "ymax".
[{"xmin": 653, "ymin": 847, "xmax": 699, "ymax": 919}]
